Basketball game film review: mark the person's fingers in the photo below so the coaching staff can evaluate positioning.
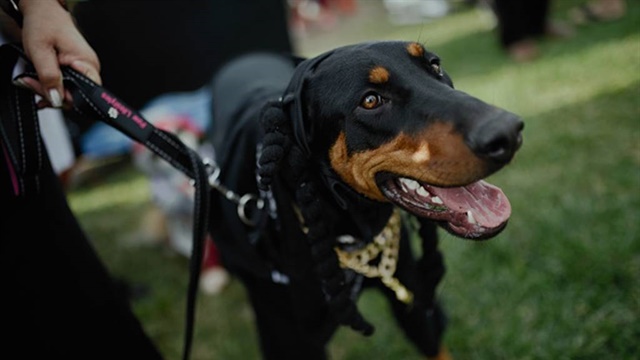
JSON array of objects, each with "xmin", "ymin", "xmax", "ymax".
[
  {"xmin": 25, "ymin": 45, "xmax": 64, "ymax": 108},
  {"xmin": 36, "ymin": 98, "xmax": 52, "ymax": 109},
  {"xmin": 16, "ymin": 54, "xmax": 101, "ymax": 109},
  {"xmin": 70, "ymin": 59, "xmax": 102, "ymax": 85},
  {"xmin": 13, "ymin": 78, "xmax": 61, "ymax": 109},
  {"xmin": 63, "ymin": 89, "xmax": 73, "ymax": 104},
  {"xmin": 13, "ymin": 76, "xmax": 42, "ymax": 94}
]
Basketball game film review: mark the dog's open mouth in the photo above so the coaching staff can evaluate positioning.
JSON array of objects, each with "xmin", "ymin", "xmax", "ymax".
[{"xmin": 377, "ymin": 174, "xmax": 511, "ymax": 239}]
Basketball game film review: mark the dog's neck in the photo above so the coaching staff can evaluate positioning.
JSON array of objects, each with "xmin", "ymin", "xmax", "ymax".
[{"xmin": 316, "ymin": 162, "xmax": 395, "ymax": 242}]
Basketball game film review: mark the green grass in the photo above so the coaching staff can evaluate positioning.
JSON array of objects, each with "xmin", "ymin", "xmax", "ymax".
[{"xmin": 68, "ymin": 2, "xmax": 640, "ymax": 359}]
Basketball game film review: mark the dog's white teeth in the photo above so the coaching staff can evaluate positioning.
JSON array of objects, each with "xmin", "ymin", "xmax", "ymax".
[
  {"xmin": 467, "ymin": 211, "xmax": 477, "ymax": 225},
  {"xmin": 417, "ymin": 187, "xmax": 429, "ymax": 197},
  {"xmin": 432, "ymin": 196, "xmax": 443, "ymax": 204},
  {"xmin": 400, "ymin": 178, "xmax": 420, "ymax": 191}
]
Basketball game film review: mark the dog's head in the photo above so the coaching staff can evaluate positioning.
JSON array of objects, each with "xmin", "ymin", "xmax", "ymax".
[{"xmin": 281, "ymin": 41, "xmax": 523, "ymax": 240}]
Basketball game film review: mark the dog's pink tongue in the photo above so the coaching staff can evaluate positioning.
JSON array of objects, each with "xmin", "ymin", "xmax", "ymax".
[{"xmin": 430, "ymin": 180, "xmax": 511, "ymax": 228}]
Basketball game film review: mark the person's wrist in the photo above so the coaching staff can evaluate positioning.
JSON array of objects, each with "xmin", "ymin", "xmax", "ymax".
[
  {"xmin": 1, "ymin": 0, "xmax": 68, "ymax": 25},
  {"xmin": 18, "ymin": 0, "xmax": 68, "ymax": 14}
]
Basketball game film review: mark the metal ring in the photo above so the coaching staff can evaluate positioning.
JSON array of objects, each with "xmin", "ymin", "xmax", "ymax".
[
  {"xmin": 237, "ymin": 193, "xmax": 265, "ymax": 227},
  {"xmin": 207, "ymin": 164, "xmax": 221, "ymax": 187}
]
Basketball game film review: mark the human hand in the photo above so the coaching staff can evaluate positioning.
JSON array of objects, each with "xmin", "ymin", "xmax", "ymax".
[{"xmin": 13, "ymin": 0, "xmax": 101, "ymax": 108}]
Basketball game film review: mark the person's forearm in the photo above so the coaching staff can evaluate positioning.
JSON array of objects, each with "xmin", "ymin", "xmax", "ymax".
[
  {"xmin": 0, "ymin": 0, "xmax": 67, "ymax": 26},
  {"xmin": 19, "ymin": 0, "xmax": 68, "ymax": 14}
]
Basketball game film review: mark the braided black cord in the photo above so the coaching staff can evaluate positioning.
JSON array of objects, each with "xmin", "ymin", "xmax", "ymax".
[
  {"xmin": 257, "ymin": 102, "xmax": 374, "ymax": 336},
  {"xmin": 287, "ymin": 141, "xmax": 374, "ymax": 336},
  {"xmin": 257, "ymin": 101, "xmax": 292, "ymax": 191}
]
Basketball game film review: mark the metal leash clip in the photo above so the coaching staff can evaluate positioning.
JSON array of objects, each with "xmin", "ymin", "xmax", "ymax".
[{"xmin": 203, "ymin": 158, "xmax": 264, "ymax": 227}]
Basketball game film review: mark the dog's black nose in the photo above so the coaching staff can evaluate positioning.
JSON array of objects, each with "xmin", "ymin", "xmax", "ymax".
[{"xmin": 468, "ymin": 111, "xmax": 524, "ymax": 165}]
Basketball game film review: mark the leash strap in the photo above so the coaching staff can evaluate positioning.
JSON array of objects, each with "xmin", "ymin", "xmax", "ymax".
[
  {"xmin": 0, "ymin": 43, "xmax": 209, "ymax": 360},
  {"xmin": 0, "ymin": 44, "xmax": 44, "ymax": 195},
  {"xmin": 0, "ymin": 0, "xmax": 23, "ymax": 26}
]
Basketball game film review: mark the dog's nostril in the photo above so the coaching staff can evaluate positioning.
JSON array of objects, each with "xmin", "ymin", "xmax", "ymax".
[
  {"xmin": 515, "ymin": 131, "xmax": 524, "ymax": 150},
  {"xmin": 470, "ymin": 114, "xmax": 523, "ymax": 164},
  {"xmin": 483, "ymin": 137, "xmax": 510, "ymax": 159}
]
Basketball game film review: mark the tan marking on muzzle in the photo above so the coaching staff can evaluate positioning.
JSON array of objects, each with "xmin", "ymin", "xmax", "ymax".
[
  {"xmin": 329, "ymin": 122, "xmax": 488, "ymax": 201},
  {"xmin": 407, "ymin": 42, "xmax": 425, "ymax": 58},
  {"xmin": 369, "ymin": 66, "xmax": 390, "ymax": 84}
]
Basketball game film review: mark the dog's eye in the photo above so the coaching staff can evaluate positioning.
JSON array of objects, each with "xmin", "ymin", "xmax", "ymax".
[{"xmin": 361, "ymin": 93, "xmax": 383, "ymax": 109}]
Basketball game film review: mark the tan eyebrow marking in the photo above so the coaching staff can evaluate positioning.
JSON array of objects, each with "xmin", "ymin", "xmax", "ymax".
[
  {"xmin": 407, "ymin": 42, "xmax": 425, "ymax": 57},
  {"xmin": 369, "ymin": 66, "xmax": 390, "ymax": 84}
]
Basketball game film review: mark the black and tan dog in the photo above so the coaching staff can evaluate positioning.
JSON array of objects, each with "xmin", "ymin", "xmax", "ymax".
[{"xmin": 208, "ymin": 41, "xmax": 523, "ymax": 359}]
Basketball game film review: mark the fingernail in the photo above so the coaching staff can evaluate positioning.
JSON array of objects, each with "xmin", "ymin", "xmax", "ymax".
[
  {"xmin": 48, "ymin": 89, "xmax": 63, "ymax": 108},
  {"xmin": 12, "ymin": 78, "xmax": 32, "ymax": 90}
]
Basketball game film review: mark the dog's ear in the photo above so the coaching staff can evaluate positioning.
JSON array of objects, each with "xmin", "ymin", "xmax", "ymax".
[
  {"xmin": 281, "ymin": 50, "xmax": 335, "ymax": 158},
  {"xmin": 257, "ymin": 101, "xmax": 290, "ymax": 190}
]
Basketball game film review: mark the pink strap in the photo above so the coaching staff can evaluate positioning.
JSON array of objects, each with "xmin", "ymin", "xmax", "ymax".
[{"xmin": 2, "ymin": 141, "xmax": 20, "ymax": 196}]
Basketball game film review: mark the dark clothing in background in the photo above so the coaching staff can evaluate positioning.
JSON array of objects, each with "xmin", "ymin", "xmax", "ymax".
[
  {"xmin": 493, "ymin": 0, "xmax": 550, "ymax": 47},
  {"xmin": 73, "ymin": 0, "xmax": 293, "ymax": 110}
]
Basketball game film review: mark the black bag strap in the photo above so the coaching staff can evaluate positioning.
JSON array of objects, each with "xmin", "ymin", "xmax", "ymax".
[
  {"xmin": 0, "ymin": 44, "xmax": 44, "ymax": 194},
  {"xmin": 0, "ymin": 42, "xmax": 209, "ymax": 360}
]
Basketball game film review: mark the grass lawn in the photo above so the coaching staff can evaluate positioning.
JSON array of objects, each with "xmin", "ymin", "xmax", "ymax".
[{"xmin": 68, "ymin": 1, "xmax": 639, "ymax": 359}]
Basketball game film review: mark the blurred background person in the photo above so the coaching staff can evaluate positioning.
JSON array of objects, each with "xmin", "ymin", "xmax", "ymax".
[
  {"xmin": 288, "ymin": 0, "xmax": 359, "ymax": 37},
  {"xmin": 382, "ymin": 0, "xmax": 450, "ymax": 25},
  {"xmin": 491, "ymin": 0, "xmax": 574, "ymax": 62}
]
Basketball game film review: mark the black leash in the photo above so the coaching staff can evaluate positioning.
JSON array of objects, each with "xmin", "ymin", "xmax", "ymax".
[{"xmin": 0, "ymin": 43, "xmax": 209, "ymax": 360}]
